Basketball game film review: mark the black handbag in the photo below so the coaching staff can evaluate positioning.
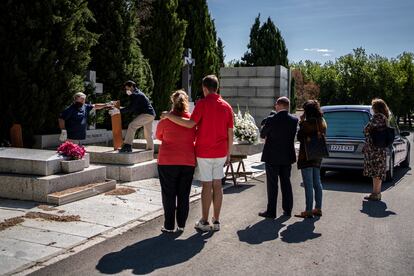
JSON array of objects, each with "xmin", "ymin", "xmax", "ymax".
[
  {"xmin": 370, "ymin": 126, "xmax": 395, "ymax": 148},
  {"xmin": 304, "ymin": 120, "xmax": 329, "ymax": 160}
]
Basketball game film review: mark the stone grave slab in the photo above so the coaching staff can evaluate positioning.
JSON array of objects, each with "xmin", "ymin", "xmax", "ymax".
[
  {"xmin": 58, "ymin": 193, "xmax": 159, "ymax": 227},
  {"xmin": 123, "ymin": 178, "xmax": 161, "ymax": 192},
  {"xmin": 0, "ymin": 199, "xmax": 38, "ymax": 211},
  {"xmin": 0, "ymin": 254, "xmax": 33, "ymax": 276},
  {"xmin": 0, "ymin": 225, "xmax": 85, "ymax": 249},
  {"xmin": 0, "ymin": 237, "xmax": 62, "ymax": 261},
  {"xmin": 133, "ymin": 139, "xmax": 161, "ymax": 153},
  {"xmin": 104, "ymin": 159, "xmax": 158, "ymax": 182},
  {"xmin": 21, "ymin": 219, "xmax": 111, "ymax": 238},
  {"xmin": 85, "ymin": 146, "xmax": 153, "ymax": 165},
  {"xmin": 0, "ymin": 165, "xmax": 107, "ymax": 202},
  {"xmin": 231, "ymin": 142, "xmax": 264, "ymax": 156},
  {"xmin": 0, "ymin": 147, "xmax": 63, "ymax": 176},
  {"xmin": 0, "ymin": 209, "xmax": 26, "ymax": 222}
]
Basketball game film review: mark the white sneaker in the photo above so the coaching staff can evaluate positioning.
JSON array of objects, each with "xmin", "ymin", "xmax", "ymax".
[
  {"xmin": 194, "ymin": 219, "xmax": 211, "ymax": 232},
  {"xmin": 212, "ymin": 218, "xmax": 220, "ymax": 231},
  {"xmin": 161, "ymin": 226, "xmax": 174, "ymax": 233},
  {"xmin": 177, "ymin": 227, "xmax": 185, "ymax": 232}
]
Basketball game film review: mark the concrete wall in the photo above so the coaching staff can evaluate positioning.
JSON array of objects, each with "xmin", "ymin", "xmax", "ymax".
[{"xmin": 220, "ymin": 66, "xmax": 290, "ymax": 125}]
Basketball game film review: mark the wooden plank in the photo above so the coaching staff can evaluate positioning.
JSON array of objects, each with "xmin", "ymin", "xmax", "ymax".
[
  {"xmin": 47, "ymin": 180, "xmax": 116, "ymax": 205},
  {"xmin": 111, "ymin": 100, "xmax": 123, "ymax": 150},
  {"xmin": 10, "ymin": 124, "xmax": 23, "ymax": 148}
]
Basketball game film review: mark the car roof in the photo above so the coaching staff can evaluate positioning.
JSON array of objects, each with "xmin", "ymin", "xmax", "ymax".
[{"xmin": 321, "ymin": 105, "xmax": 371, "ymax": 112}]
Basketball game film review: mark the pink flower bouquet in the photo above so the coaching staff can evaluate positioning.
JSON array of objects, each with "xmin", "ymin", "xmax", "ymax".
[{"xmin": 57, "ymin": 141, "xmax": 86, "ymax": 160}]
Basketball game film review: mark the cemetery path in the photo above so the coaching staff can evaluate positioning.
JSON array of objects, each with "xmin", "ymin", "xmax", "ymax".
[{"xmin": 28, "ymin": 144, "xmax": 414, "ymax": 276}]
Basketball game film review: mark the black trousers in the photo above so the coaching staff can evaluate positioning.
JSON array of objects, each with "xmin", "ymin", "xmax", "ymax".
[
  {"xmin": 265, "ymin": 163, "xmax": 293, "ymax": 216},
  {"xmin": 158, "ymin": 165, "xmax": 195, "ymax": 229}
]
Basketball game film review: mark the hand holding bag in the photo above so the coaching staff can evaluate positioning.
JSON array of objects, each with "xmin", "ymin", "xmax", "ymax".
[{"xmin": 304, "ymin": 120, "xmax": 329, "ymax": 160}]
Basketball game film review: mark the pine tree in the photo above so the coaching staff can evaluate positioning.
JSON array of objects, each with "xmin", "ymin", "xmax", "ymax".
[
  {"xmin": 140, "ymin": 0, "xmax": 187, "ymax": 116},
  {"xmin": 242, "ymin": 15, "xmax": 289, "ymax": 67},
  {"xmin": 178, "ymin": 0, "xmax": 220, "ymax": 100},
  {"xmin": 0, "ymin": 0, "xmax": 98, "ymax": 145}
]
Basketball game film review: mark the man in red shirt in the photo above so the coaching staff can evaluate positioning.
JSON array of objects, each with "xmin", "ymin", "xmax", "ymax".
[{"xmin": 161, "ymin": 75, "xmax": 234, "ymax": 231}]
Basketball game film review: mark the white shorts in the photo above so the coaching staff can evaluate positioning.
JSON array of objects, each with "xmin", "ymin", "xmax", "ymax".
[{"xmin": 194, "ymin": 157, "xmax": 227, "ymax": 182}]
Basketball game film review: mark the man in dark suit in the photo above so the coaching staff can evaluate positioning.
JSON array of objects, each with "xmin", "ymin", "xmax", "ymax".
[{"xmin": 259, "ymin": 96, "xmax": 298, "ymax": 218}]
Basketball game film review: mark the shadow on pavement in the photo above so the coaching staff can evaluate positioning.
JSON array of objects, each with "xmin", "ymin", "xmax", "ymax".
[
  {"xmin": 251, "ymin": 163, "xmax": 265, "ymax": 170},
  {"xmin": 237, "ymin": 216, "xmax": 290, "ymax": 244},
  {"xmin": 280, "ymin": 217, "xmax": 321, "ymax": 243},
  {"xmin": 322, "ymin": 167, "xmax": 411, "ymax": 193},
  {"xmin": 224, "ymin": 184, "xmax": 255, "ymax": 194},
  {"xmin": 96, "ymin": 231, "xmax": 213, "ymax": 275},
  {"xmin": 360, "ymin": 200, "xmax": 396, "ymax": 218}
]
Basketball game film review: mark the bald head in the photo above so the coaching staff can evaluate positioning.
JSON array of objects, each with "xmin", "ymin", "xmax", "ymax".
[{"xmin": 275, "ymin": 96, "xmax": 290, "ymax": 112}]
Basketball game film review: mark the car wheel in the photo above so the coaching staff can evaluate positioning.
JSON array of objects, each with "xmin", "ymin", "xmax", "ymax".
[
  {"xmin": 400, "ymin": 145, "xmax": 410, "ymax": 168},
  {"xmin": 320, "ymin": 169, "xmax": 326, "ymax": 179},
  {"xmin": 386, "ymin": 156, "xmax": 394, "ymax": 182}
]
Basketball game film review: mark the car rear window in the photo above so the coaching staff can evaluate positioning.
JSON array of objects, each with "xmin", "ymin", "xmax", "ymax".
[{"xmin": 324, "ymin": 111, "xmax": 370, "ymax": 138}]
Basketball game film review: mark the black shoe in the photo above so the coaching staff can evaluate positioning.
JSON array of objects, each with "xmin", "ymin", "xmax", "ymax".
[
  {"xmin": 282, "ymin": 211, "xmax": 292, "ymax": 217},
  {"xmin": 258, "ymin": 211, "xmax": 276, "ymax": 219},
  {"xmin": 119, "ymin": 144, "xmax": 132, "ymax": 153}
]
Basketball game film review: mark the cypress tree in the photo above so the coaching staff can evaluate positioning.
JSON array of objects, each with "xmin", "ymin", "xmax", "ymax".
[
  {"xmin": 88, "ymin": 0, "xmax": 153, "ymax": 101},
  {"xmin": 178, "ymin": 0, "xmax": 220, "ymax": 100},
  {"xmin": 242, "ymin": 15, "xmax": 289, "ymax": 67},
  {"xmin": 217, "ymin": 37, "xmax": 225, "ymax": 67},
  {"xmin": 0, "ymin": 0, "xmax": 98, "ymax": 145},
  {"xmin": 139, "ymin": 0, "xmax": 187, "ymax": 116}
]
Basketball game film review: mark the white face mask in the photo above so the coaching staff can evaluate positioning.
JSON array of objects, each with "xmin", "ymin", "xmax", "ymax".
[{"xmin": 126, "ymin": 90, "xmax": 132, "ymax": 96}]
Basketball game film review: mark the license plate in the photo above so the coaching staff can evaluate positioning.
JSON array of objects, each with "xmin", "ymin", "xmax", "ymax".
[{"xmin": 330, "ymin": 144, "xmax": 355, "ymax": 152}]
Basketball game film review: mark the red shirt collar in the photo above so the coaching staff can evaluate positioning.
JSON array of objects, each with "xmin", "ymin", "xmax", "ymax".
[{"xmin": 205, "ymin": 93, "xmax": 220, "ymax": 100}]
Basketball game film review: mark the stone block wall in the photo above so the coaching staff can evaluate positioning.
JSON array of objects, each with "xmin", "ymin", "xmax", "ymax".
[{"xmin": 219, "ymin": 66, "xmax": 290, "ymax": 125}]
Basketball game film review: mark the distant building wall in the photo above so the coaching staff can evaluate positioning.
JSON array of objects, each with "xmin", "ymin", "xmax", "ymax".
[{"xmin": 219, "ymin": 66, "xmax": 289, "ymax": 126}]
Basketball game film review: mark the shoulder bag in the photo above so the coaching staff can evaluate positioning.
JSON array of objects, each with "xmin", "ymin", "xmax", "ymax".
[{"xmin": 304, "ymin": 120, "xmax": 329, "ymax": 160}]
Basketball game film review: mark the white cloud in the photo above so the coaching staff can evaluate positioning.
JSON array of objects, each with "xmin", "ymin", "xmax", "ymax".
[
  {"xmin": 322, "ymin": 53, "xmax": 331, "ymax": 57},
  {"xmin": 304, "ymin": 48, "xmax": 334, "ymax": 53}
]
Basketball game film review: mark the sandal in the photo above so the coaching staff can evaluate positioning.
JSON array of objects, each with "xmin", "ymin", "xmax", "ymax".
[
  {"xmin": 312, "ymin": 208, "xmax": 322, "ymax": 217},
  {"xmin": 294, "ymin": 211, "xmax": 314, "ymax": 218},
  {"xmin": 364, "ymin": 193, "xmax": 381, "ymax": 201}
]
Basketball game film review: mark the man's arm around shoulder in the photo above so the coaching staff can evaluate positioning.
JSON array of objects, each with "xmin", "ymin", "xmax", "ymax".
[{"xmin": 161, "ymin": 113, "xmax": 196, "ymax": 128}]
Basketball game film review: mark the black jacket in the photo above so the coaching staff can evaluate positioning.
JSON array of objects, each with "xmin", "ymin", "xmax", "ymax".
[
  {"xmin": 121, "ymin": 88, "xmax": 156, "ymax": 116},
  {"xmin": 260, "ymin": 110, "xmax": 298, "ymax": 165},
  {"xmin": 260, "ymin": 110, "xmax": 276, "ymax": 126}
]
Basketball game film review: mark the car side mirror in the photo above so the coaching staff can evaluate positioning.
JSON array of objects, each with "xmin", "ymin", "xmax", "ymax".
[{"xmin": 400, "ymin": 131, "xmax": 410, "ymax": 137}]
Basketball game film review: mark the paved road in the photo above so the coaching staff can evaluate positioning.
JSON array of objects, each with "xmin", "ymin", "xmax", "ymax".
[{"xmin": 31, "ymin": 146, "xmax": 414, "ymax": 276}]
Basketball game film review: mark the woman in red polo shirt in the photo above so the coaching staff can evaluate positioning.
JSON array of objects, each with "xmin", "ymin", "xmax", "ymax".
[{"xmin": 156, "ymin": 90, "xmax": 196, "ymax": 233}]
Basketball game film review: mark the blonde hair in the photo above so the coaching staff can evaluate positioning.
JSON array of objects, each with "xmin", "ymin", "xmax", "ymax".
[
  {"xmin": 171, "ymin": 90, "xmax": 189, "ymax": 113},
  {"xmin": 371, "ymin": 98, "xmax": 390, "ymax": 119}
]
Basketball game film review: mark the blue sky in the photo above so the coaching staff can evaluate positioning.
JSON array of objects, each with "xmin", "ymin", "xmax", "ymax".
[{"xmin": 208, "ymin": 0, "xmax": 414, "ymax": 64}]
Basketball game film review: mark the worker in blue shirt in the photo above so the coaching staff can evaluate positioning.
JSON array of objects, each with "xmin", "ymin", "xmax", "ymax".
[
  {"xmin": 58, "ymin": 92, "xmax": 106, "ymax": 144},
  {"xmin": 109, "ymin": 80, "xmax": 155, "ymax": 152}
]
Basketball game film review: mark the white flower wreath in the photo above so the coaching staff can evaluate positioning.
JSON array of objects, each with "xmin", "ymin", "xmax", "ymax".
[{"xmin": 234, "ymin": 106, "xmax": 259, "ymax": 144}]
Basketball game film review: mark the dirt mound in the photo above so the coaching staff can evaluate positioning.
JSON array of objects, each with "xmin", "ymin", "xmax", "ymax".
[
  {"xmin": 0, "ymin": 217, "xmax": 25, "ymax": 231},
  {"xmin": 25, "ymin": 212, "xmax": 80, "ymax": 222},
  {"xmin": 105, "ymin": 187, "xmax": 136, "ymax": 196}
]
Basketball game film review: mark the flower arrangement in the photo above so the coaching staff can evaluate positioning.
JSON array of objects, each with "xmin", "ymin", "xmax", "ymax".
[
  {"xmin": 57, "ymin": 141, "xmax": 86, "ymax": 160},
  {"xmin": 234, "ymin": 106, "xmax": 259, "ymax": 144}
]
